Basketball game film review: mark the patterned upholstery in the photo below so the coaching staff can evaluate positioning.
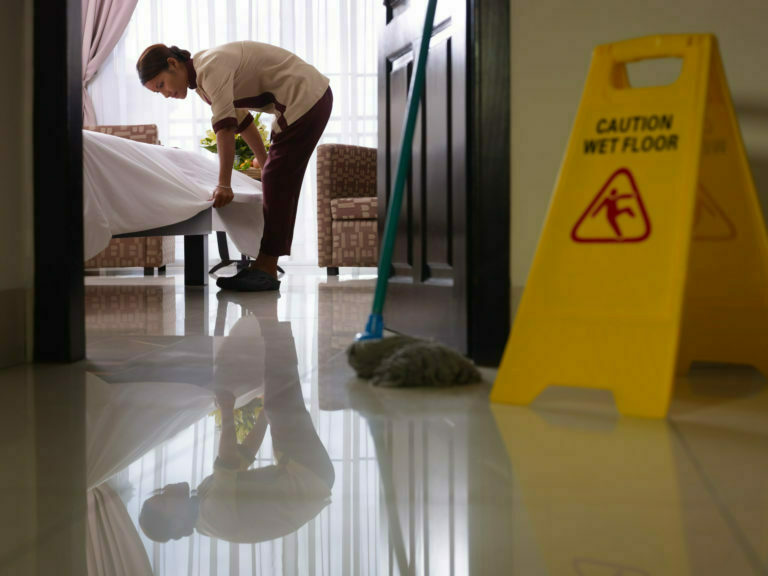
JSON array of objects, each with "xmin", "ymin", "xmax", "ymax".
[
  {"xmin": 316, "ymin": 144, "xmax": 378, "ymax": 268},
  {"xmin": 85, "ymin": 285, "xmax": 175, "ymax": 334},
  {"xmin": 321, "ymin": 281, "xmax": 374, "ymax": 350},
  {"xmin": 84, "ymin": 236, "xmax": 176, "ymax": 268},
  {"xmin": 317, "ymin": 281, "xmax": 374, "ymax": 410},
  {"xmin": 83, "ymin": 124, "xmax": 160, "ymax": 144},
  {"xmin": 332, "ymin": 220, "xmax": 378, "ymax": 264},
  {"xmin": 330, "ymin": 196, "xmax": 378, "ymax": 220},
  {"xmin": 83, "ymin": 124, "xmax": 176, "ymax": 270}
]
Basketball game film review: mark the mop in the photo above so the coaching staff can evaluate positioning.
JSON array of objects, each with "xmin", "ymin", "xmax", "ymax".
[{"xmin": 347, "ymin": 0, "xmax": 481, "ymax": 388}]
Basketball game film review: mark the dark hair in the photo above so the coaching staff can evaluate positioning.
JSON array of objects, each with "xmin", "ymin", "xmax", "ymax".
[
  {"xmin": 136, "ymin": 44, "xmax": 191, "ymax": 84},
  {"xmin": 138, "ymin": 497, "xmax": 174, "ymax": 542}
]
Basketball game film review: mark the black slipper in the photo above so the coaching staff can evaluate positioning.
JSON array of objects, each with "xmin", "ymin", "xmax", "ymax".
[{"xmin": 216, "ymin": 268, "xmax": 280, "ymax": 292}]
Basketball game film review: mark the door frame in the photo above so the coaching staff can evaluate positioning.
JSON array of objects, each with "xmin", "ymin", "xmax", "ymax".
[
  {"xmin": 34, "ymin": 0, "xmax": 85, "ymax": 362},
  {"xmin": 43, "ymin": 0, "xmax": 510, "ymax": 365}
]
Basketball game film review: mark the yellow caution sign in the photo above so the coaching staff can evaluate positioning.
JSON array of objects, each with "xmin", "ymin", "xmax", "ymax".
[{"xmin": 492, "ymin": 34, "xmax": 768, "ymax": 418}]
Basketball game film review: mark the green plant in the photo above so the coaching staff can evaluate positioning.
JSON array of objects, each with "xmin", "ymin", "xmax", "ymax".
[
  {"xmin": 200, "ymin": 112, "xmax": 271, "ymax": 171},
  {"xmin": 211, "ymin": 396, "xmax": 264, "ymax": 443}
]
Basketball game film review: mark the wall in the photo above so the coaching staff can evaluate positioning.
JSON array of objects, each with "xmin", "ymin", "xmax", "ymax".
[
  {"xmin": 0, "ymin": 0, "xmax": 33, "ymax": 366},
  {"xmin": 510, "ymin": 0, "xmax": 768, "ymax": 313}
]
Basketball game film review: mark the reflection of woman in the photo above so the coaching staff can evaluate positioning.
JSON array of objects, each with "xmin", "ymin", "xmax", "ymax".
[
  {"xmin": 136, "ymin": 41, "xmax": 332, "ymax": 291},
  {"xmin": 138, "ymin": 341, "xmax": 335, "ymax": 543}
]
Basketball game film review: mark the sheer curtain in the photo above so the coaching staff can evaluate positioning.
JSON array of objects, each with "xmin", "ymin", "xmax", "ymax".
[{"xmin": 89, "ymin": 0, "xmax": 378, "ymax": 265}]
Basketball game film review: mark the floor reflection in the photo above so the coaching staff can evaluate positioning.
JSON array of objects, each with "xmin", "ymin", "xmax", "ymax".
[
  {"xmin": 493, "ymin": 401, "xmax": 685, "ymax": 575},
  {"xmin": 85, "ymin": 282, "xmax": 323, "ymax": 574},
  {"xmin": 4, "ymin": 270, "xmax": 767, "ymax": 575},
  {"xmin": 138, "ymin": 329, "xmax": 334, "ymax": 546},
  {"xmin": 81, "ymin": 274, "xmax": 502, "ymax": 576},
  {"xmin": 85, "ymin": 284, "xmax": 176, "ymax": 336},
  {"xmin": 492, "ymin": 375, "xmax": 768, "ymax": 576}
]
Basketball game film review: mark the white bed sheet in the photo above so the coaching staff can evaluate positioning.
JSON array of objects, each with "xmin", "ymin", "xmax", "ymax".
[{"xmin": 82, "ymin": 129, "xmax": 263, "ymax": 260}]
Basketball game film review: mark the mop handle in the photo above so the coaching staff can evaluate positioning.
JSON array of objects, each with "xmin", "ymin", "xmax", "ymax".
[{"xmin": 372, "ymin": 0, "xmax": 438, "ymax": 318}]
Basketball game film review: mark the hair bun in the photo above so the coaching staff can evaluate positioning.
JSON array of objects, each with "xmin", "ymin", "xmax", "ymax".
[{"xmin": 168, "ymin": 45, "xmax": 191, "ymax": 61}]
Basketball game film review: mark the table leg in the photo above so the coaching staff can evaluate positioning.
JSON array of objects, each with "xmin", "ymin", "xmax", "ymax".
[{"xmin": 184, "ymin": 235, "xmax": 208, "ymax": 286}]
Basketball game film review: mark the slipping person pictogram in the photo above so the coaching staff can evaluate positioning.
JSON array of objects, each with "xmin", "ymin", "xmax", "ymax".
[
  {"xmin": 571, "ymin": 168, "xmax": 651, "ymax": 243},
  {"xmin": 592, "ymin": 188, "xmax": 636, "ymax": 238}
]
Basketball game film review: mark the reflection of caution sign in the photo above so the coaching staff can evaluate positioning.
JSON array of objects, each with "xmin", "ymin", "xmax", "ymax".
[
  {"xmin": 492, "ymin": 34, "xmax": 768, "ymax": 418},
  {"xmin": 491, "ymin": 406, "xmax": 688, "ymax": 575},
  {"xmin": 694, "ymin": 184, "xmax": 737, "ymax": 241},
  {"xmin": 572, "ymin": 168, "xmax": 651, "ymax": 243}
]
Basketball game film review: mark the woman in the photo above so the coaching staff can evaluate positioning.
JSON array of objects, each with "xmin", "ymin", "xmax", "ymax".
[
  {"xmin": 137, "ymin": 41, "xmax": 333, "ymax": 291},
  {"xmin": 139, "ymin": 372, "xmax": 335, "ymax": 543}
]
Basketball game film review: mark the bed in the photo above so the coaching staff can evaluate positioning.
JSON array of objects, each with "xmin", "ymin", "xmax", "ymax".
[{"xmin": 83, "ymin": 128, "xmax": 263, "ymax": 285}]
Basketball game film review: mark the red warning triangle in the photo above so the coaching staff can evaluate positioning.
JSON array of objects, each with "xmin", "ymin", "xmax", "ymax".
[
  {"xmin": 693, "ymin": 184, "xmax": 737, "ymax": 241},
  {"xmin": 571, "ymin": 168, "xmax": 651, "ymax": 243}
]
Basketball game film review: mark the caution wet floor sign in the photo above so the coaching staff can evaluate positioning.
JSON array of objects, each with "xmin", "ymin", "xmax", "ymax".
[{"xmin": 492, "ymin": 34, "xmax": 768, "ymax": 418}]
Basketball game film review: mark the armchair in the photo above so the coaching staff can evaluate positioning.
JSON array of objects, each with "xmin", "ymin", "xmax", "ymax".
[{"xmin": 316, "ymin": 144, "xmax": 378, "ymax": 275}]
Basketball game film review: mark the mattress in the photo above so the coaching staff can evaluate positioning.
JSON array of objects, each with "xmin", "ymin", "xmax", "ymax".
[{"xmin": 83, "ymin": 129, "xmax": 264, "ymax": 260}]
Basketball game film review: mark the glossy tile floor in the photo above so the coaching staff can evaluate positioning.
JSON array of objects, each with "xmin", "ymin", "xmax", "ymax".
[{"xmin": 2, "ymin": 266, "xmax": 768, "ymax": 575}]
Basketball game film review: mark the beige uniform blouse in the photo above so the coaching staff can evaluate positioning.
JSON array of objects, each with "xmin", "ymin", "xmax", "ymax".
[{"xmin": 187, "ymin": 41, "xmax": 330, "ymax": 135}]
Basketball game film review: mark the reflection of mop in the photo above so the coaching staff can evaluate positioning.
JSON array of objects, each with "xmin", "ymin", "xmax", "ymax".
[
  {"xmin": 347, "ymin": 0, "xmax": 481, "ymax": 387},
  {"xmin": 366, "ymin": 417, "xmax": 411, "ymax": 575}
]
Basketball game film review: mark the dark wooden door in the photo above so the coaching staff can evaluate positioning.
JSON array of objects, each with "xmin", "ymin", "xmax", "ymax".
[
  {"xmin": 378, "ymin": 0, "xmax": 469, "ymax": 352},
  {"xmin": 378, "ymin": 0, "xmax": 510, "ymax": 363}
]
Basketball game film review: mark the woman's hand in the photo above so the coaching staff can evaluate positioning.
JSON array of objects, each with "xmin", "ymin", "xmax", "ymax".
[
  {"xmin": 214, "ymin": 389, "xmax": 236, "ymax": 412},
  {"xmin": 210, "ymin": 185, "xmax": 234, "ymax": 208}
]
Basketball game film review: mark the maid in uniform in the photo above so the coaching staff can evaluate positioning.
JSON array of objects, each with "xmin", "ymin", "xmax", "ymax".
[{"xmin": 137, "ymin": 41, "xmax": 333, "ymax": 291}]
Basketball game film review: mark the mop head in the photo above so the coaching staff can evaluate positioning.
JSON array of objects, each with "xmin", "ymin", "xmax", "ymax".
[
  {"xmin": 347, "ymin": 336, "xmax": 482, "ymax": 387},
  {"xmin": 347, "ymin": 335, "xmax": 420, "ymax": 379}
]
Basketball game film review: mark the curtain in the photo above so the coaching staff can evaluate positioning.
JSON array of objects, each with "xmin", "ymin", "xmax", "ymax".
[
  {"xmin": 88, "ymin": 0, "xmax": 378, "ymax": 265},
  {"xmin": 82, "ymin": 0, "xmax": 138, "ymax": 126},
  {"xmin": 86, "ymin": 483, "xmax": 153, "ymax": 576},
  {"xmin": 86, "ymin": 372, "xmax": 218, "ymax": 490}
]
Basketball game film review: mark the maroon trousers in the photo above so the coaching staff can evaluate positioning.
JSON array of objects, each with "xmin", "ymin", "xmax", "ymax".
[{"xmin": 259, "ymin": 87, "xmax": 333, "ymax": 257}]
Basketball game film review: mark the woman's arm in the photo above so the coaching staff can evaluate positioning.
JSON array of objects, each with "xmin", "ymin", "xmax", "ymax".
[
  {"xmin": 214, "ymin": 390, "xmax": 240, "ymax": 467},
  {"xmin": 212, "ymin": 127, "xmax": 236, "ymax": 208},
  {"xmin": 240, "ymin": 409, "xmax": 268, "ymax": 459},
  {"xmin": 239, "ymin": 122, "xmax": 268, "ymax": 168}
]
